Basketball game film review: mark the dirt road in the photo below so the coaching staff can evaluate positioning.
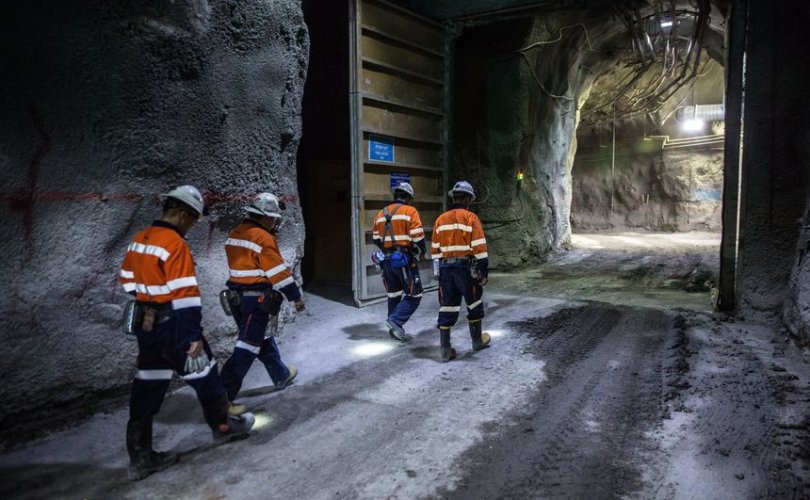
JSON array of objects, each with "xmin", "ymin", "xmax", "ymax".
[{"xmin": 1, "ymin": 233, "xmax": 809, "ymax": 499}]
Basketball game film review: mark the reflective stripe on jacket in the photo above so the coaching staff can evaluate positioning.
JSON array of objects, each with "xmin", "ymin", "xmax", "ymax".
[
  {"xmin": 371, "ymin": 202, "xmax": 425, "ymax": 249},
  {"xmin": 119, "ymin": 220, "xmax": 203, "ymax": 340},
  {"xmin": 225, "ymin": 220, "xmax": 295, "ymax": 290},
  {"xmin": 119, "ymin": 221, "xmax": 202, "ymax": 309},
  {"xmin": 430, "ymin": 207, "xmax": 488, "ymax": 260}
]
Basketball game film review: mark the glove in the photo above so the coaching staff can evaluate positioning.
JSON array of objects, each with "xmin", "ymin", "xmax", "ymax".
[{"xmin": 184, "ymin": 351, "xmax": 210, "ymax": 374}]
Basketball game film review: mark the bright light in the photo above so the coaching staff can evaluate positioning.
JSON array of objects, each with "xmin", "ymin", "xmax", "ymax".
[
  {"xmin": 660, "ymin": 20, "xmax": 673, "ymax": 28},
  {"xmin": 352, "ymin": 341, "xmax": 397, "ymax": 358},
  {"xmin": 681, "ymin": 119, "xmax": 705, "ymax": 132},
  {"xmin": 486, "ymin": 329, "xmax": 507, "ymax": 338},
  {"xmin": 252, "ymin": 413, "xmax": 273, "ymax": 430}
]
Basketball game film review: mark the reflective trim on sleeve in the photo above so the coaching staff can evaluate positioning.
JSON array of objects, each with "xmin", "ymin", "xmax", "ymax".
[
  {"xmin": 181, "ymin": 359, "xmax": 217, "ymax": 380},
  {"xmin": 122, "ymin": 282, "xmax": 137, "ymax": 292},
  {"xmin": 235, "ymin": 340, "xmax": 260, "ymax": 354},
  {"xmin": 226, "ymin": 238, "xmax": 263, "ymax": 254},
  {"xmin": 167, "ymin": 276, "xmax": 198, "ymax": 290},
  {"xmin": 229, "ymin": 269, "xmax": 264, "ymax": 278},
  {"xmin": 410, "ymin": 228, "xmax": 424, "ymax": 235},
  {"xmin": 264, "ymin": 264, "xmax": 287, "ymax": 278},
  {"xmin": 172, "ymin": 297, "xmax": 202, "ymax": 309},
  {"xmin": 412, "ymin": 235, "xmax": 425, "ymax": 243},
  {"xmin": 128, "ymin": 242, "xmax": 170, "ymax": 262},
  {"xmin": 439, "ymin": 306, "xmax": 461, "ymax": 312},
  {"xmin": 432, "ymin": 253, "xmax": 443, "ymax": 259},
  {"xmin": 275, "ymin": 276, "xmax": 295, "ymax": 288},
  {"xmin": 120, "ymin": 269, "xmax": 134, "ymax": 279},
  {"xmin": 431, "ymin": 241, "xmax": 441, "ymax": 248},
  {"xmin": 471, "ymin": 238, "xmax": 487, "ymax": 247},
  {"xmin": 467, "ymin": 299, "xmax": 482, "ymax": 310},
  {"xmin": 474, "ymin": 252, "xmax": 489, "ymax": 259},
  {"xmin": 135, "ymin": 369, "xmax": 174, "ymax": 381},
  {"xmin": 436, "ymin": 223, "xmax": 472, "ymax": 233},
  {"xmin": 387, "ymin": 290, "xmax": 404, "ymax": 298}
]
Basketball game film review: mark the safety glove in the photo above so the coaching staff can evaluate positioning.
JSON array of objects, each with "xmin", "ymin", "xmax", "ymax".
[{"xmin": 184, "ymin": 351, "xmax": 210, "ymax": 374}]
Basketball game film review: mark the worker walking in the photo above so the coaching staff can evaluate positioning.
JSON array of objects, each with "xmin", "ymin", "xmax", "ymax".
[
  {"xmin": 371, "ymin": 181, "xmax": 427, "ymax": 342},
  {"xmin": 430, "ymin": 181, "xmax": 491, "ymax": 361},
  {"xmin": 119, "ymin": 185, "xmax": 254, "ymax": 481},
  {"xmin": 220, "ymin": 193, "xmax": 304, "ymax": 413}
]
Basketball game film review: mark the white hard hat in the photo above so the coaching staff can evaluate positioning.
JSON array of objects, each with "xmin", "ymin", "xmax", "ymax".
[
  {"xmin": 159, "ymin": 185, "xmax": 205, "ymax": 216},
  {"xmin": 245, "ymin": 192, "xmax": 282, "ymax": 218},
  {"xmin": 448, "ymin": 180, "xmax": 476, "ymax": 201},
  {"xmin": 392, "ymin": 181, "xmax": 415, "ymax": 198}
]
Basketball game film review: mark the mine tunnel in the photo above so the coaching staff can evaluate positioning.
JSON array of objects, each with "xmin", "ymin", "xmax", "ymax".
[{"xmin": 2, "ymin": 0, "xmax": 810, "ymax": 498}]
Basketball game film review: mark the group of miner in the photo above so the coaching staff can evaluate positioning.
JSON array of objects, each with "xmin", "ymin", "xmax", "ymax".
[{"xmin": 118, "ymin": 180, "xmax": 490, "ymax": 480}]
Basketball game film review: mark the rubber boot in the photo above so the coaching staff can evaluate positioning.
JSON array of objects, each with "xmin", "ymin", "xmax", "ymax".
[
  {"xmin": 202, "ymin": 395, "xmax": 254, "ymax": 444},
  {"xmin": 440, "ymin": 328, "xmax": 456, "ymax": 362},
  {"xmin": 126, "ymin": 417, "xmax": 179, "ymax": 481},
  {"xmin": 469, "ymin": 320, "xmax": 491, "ymax": 351}
]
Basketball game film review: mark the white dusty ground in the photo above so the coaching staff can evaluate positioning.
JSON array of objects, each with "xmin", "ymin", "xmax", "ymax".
[{"xmin": 1, "ymin": 232, "xmax": 809, "ymax": 499}]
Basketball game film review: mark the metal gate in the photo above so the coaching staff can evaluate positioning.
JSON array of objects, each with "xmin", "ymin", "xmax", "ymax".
[{"xmin": 349, "ymin": 0, "xmax": 449, "ymax": 305}]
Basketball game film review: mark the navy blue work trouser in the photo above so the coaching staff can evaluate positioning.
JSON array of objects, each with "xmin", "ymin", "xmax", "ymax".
[
  {"xmin": 381, "ymin": 258, "xmax": 423, "ymax": 328},
  {"xmin": 130, "ymin": 316, "xmax": 225, "ymax": 422},
  {"xmin": 437, "ymin": 265, "xmax": 484, "ymax": 328},
  {"xmin": 220, "ymin": 293, "xmax": 290, "ymax": 401}
]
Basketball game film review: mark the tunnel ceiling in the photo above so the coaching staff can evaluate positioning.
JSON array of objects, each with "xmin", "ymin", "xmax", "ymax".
[
  {"xmin": 394, "ymin": 0, "xmax": 619, "ymax": 21},
  {"xmin": 393, "ymin": 0, "xmax": 728, "ymax": 125}
]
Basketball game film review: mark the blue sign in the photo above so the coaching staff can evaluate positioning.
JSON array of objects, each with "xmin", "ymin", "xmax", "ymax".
[
  {"xmin": 390, "ymin": 171, "xmax": 411, "ymax": 190},
  {"xmin": 369, "ymin": 135, "xmax": 395, "ymax": 163}
]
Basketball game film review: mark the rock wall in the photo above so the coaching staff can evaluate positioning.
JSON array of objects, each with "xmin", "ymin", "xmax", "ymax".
[
  {"xmin": 571, "ymin": 148, "xmax": 723, "ymax": 232},
  {"xmin": 785, "ymin": 200, "xmax": 810, "ymax": 341},
  {"xmin": 0, "ymin": 0, "xmax": 309, "ymax": 433},
  {"xmin": 738, "ymin": 0, "xmax": 810, "ymax": 326},
  {"xmin": 451, "ymin": 10, "xmax": 623, "ymax": 267}
]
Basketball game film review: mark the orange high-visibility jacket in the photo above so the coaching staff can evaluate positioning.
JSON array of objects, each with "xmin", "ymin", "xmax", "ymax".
[
  {"xmin": 371, "ymin": 203, "xmax": 425, "ymax": 250},
  {"xmin": 430, "ymin": 207, "xmax": 488, "ymax": 260},
  {"xmin": 119, "ymin": 220, "xmax": 203, "ymax": 339},
  {"xmin": 225, "ymin": 220, "xmax": 296, "ymax": 292}
]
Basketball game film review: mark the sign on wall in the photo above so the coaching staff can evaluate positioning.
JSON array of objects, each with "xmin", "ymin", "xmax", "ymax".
[
  {"xmin": 390, "ymin": 171, "xmax": 411, "ymax": 190},
  {"xmin": 369, "ymin": 135, "xmax": 395, "ymax": 162}
]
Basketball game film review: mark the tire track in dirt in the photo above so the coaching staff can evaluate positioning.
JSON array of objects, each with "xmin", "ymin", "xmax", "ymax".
[{"xmin": 437, "ymin": 303, "xmax": 672, "ymax": 499}]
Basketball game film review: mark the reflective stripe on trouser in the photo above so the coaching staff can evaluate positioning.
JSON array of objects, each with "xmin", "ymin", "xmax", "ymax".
[
  {"xmin": 220, "ymin": 294, "xmax": 289, "ymax": 401},
  {"xmin": 129, "ymin": 317, "xmax": 225, "ymax": 421},
  {"xmin": 380, "ymin": 258, "xmax": 423, "ymax": 328},
  {"xmin": 437, "ymin": 266, "xmax": 484, "ymax": 328}
]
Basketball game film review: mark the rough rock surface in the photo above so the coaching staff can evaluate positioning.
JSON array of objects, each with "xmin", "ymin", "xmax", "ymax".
[{"xmin": 0, "ymin": 0, "xmax": 309, "ymax": 430}]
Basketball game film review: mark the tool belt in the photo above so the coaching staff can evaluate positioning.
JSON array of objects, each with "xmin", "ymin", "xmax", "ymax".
[
  {"xmin": 440, "ymin": 257, "xmax": 472, "ymax": 266},
  {"xmin": 438, "ymin": 257, "xmax": 481, "ymax": 279},
  {"xmin": 387, "ymin": 247, "xmax": 411, "ymax": 269},
  {"xmin": 220, "ymin": 287, "xmax": 282, "ymax": 322},
  {"xmin": 123, "ymin": 302, "xmax": 173, "ymax": 335}
]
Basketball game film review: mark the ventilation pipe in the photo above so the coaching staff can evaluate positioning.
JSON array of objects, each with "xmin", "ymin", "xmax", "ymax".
[{"xmin": 676, "ymin": 104, "xmax": 725, "ymax": 121}]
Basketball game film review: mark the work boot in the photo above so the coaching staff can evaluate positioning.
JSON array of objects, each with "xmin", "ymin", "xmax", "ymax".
[
  {"xmin": 469, "ymin": 320, "xmax": 491, "ymax": 351},
  {"xmin": 126, "ymin": 418, "xmax": 180, "ymax": 481},
  {"xmin": 228, "ymin": 402, "xmax": 247, "ymax": 417},
  {"xmin": 440, "ymin": 328, "xmax": 456, "ymax": 362},
  {"xmin": 275, "ymin": 365, "xmax": 298, "ymax": 389},
  {"xmin": 212, "ymin": 413, "xmax": 256, "ymax": 444},
  {"xmin": 385, "ymin": 320, "xmax": 412, "ymax": 343}
]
